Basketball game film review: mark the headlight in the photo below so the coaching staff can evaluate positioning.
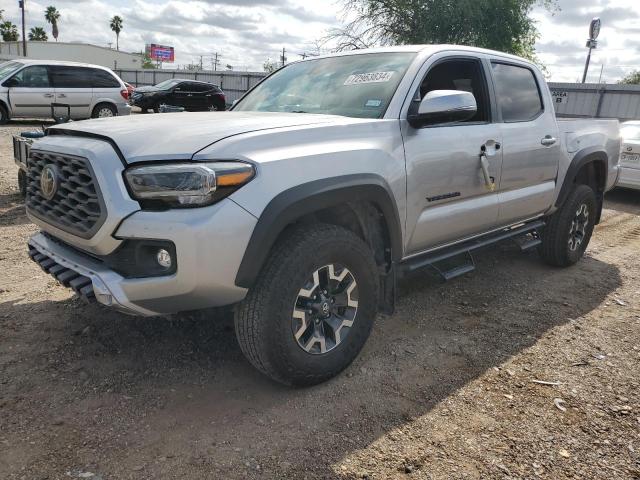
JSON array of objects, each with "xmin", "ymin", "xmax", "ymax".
[{"xmin": 124, "ymin": 161, "xmax": 255, "ymax": 208}]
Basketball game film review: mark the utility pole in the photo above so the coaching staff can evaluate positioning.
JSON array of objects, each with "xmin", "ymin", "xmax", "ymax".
[
  {"xmin": 582, "ymin": 17, "xmax": 601, "ymax": 84},
  {"xmin": 280, "ymin": 47, "xmax": 287, "ymax": 67},
  {"xmin": 213, "ymin": 52, "xmax": 219, "ymax": 71},
  {"xmin": 19, "ymin": 0, "xmax": 27, "ymax": 57},
  {"xmin": 199, "ymin": 55, "xmax": 203, "ymax": 71}
]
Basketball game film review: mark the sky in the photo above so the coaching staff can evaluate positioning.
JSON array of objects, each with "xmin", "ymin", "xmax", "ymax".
[{"xmin": 1, "ymin": 0, "xmax": 638, "ymax": 82}]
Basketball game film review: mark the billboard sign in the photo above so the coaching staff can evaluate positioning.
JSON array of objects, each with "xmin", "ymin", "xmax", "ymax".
[{"xmin": 146, "ymin": 44, "xmax": 175, "ymax": 63}]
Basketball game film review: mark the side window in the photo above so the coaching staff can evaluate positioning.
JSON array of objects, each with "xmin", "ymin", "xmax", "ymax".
[
  {"xmin": 419, "ymin": 59, "xmax": 490, "ymax": 123},
  {"xmin": 92, "ymin": 69, "xmax": 120, "ymax": 88},
  {"xmin": 11, "ymin": 66, "xmax": 50, "ymax": 88},
  {"xmin": 50, "ymin": 66, "xmax": 93, "ymax": 88},
  {"xmin": 491, "ymin": 63, "xmax": 543, "ymax": 122},
  {"xmin": 190, "ymin": 83, "xmax": 211, "ymax": 92},
  {"xmin": 174, "ymin": 82, "xmax": 187, "ymax": 91}
]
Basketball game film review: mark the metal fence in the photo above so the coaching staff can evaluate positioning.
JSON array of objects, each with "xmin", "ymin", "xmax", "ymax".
[
  {"xmin": 549, "ymin": 82, "xmax": 640, "ymax": 121},
  {"xmin": 114, "ymin": 69, "xmax": 267, "ymax": 104}
]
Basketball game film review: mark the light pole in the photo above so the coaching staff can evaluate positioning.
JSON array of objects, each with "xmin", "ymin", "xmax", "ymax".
[
  {"xmin": 19, "ymin": 0, "xmax": 27, "ymax": 57},
  {"xmin": 581, "ymin": 17, "xmax": 601, "ymax": 84}
]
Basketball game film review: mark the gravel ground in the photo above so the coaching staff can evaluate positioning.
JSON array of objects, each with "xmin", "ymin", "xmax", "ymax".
[{"xmin": 1, "ymin": 120, "xmax": 640, "ymax": 479}]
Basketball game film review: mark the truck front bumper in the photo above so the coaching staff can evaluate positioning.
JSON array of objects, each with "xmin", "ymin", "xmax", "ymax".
[{"xmin": 27, "ymin": 199, "xmax": 257, "ymax": 317}]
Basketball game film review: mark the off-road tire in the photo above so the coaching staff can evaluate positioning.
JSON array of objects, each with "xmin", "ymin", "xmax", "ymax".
[
  {"xmin": 91, "ymin": 103, "xmax": 117, "ymax": 118},
  {"xmin": 539, "ymin": 184, "xmax": 597, "ymax": 267},
  {"xmin": 0, "ymin": 104, "xmax": 9, "ymax": 124},
  {"xmin": 235, "ymin": 223, "xmax": 379, "ymax": 386}
]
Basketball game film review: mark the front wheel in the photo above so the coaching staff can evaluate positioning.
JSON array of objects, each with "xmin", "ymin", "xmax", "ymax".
[
  {"xmin": 539, "ymin": 184, "xmax": 597, "ymax": 267},
  {"xmin": 235, "ymin": 224, "xmax": 379, "ymax": 386}
]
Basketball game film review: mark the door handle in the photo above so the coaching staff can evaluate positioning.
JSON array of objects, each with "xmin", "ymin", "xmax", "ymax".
[
  {"xmin": 58, "ymin": 93, "xmax": 67, "ymax": 98},
  {"xmin": 43, "ymin": 93, "xmax": 54, "ymax": 98},
  {"xmin": 479, "ymin": 153, "xmax": 496, "ymax": 191},
  {"xmin": 541, "ymin": 135, "xmax": 557, "ymax": 147}
]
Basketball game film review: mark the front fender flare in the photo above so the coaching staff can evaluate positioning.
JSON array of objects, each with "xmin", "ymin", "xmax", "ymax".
[{"xmin": 234, "ymin": 174, "xmax": 403, "ymax": 289}]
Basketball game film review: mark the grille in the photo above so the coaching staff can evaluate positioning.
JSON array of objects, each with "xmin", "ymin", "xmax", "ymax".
[{"xmin": 26, "ymin": 150, "xmax": 106, "ymax": 239}]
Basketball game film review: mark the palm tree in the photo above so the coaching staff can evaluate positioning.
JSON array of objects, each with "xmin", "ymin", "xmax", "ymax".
[
  {"xmin": 28, "ymin": 27, "xmax": 48, "ymax": 41},
  {"xmin": 0, "ymin": 21, "xmax": 19, "ymax": 42},
  {"xmin": 110, "ymin": 16, "xmax": 123, "ymax": 51},
  {"xmin": 45, "ymin": 6, "xmax": 60, "ymax": 41}
]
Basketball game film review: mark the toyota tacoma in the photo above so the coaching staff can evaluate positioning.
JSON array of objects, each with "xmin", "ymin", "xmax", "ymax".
[{"xmin": 25, "ymin": 45, "xmax": 620, "ymax": 385}]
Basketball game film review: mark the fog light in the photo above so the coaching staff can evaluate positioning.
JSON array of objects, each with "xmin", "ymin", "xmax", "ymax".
[{"xmin": 156, "ymin": 249, "xmax": 172, "ymax": 268}]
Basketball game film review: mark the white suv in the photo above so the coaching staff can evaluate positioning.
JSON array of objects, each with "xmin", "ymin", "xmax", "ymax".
[{"xmin": 0, "ymin": 59, "xmax": 131, "ymax": 123}]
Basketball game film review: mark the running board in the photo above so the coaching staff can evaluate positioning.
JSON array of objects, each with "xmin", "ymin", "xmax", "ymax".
[{"xmin": 399, "ymin": 220, "xmax": 545, "ymax": 279}]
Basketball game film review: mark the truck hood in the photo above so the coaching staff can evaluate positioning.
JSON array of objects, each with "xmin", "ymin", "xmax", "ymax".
[{"xmin": 47, "ymin": 112, "xmax": 343, "ymax": 163}]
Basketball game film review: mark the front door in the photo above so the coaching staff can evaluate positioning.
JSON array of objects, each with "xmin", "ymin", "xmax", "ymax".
[
  {"xmin": 170, "ymin": 83, "xmax": 191, "ymax": 109},
  {"xmin": 402, "ymin": 55, "xmax": 503, "ymax": 254},
  {"xmin": 6, "ymin": 65, "xmax": 54, "ymax": 118}
]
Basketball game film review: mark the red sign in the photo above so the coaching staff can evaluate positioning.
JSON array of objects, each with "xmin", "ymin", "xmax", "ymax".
[{"xmin": 146, "ymin": 44, "xmax": 175, "ymax": 63}]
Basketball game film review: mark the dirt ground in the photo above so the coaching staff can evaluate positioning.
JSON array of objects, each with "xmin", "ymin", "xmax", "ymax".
[{"xmin": 1, "ymin": 120, "xmax": 639, "ymax": 480}]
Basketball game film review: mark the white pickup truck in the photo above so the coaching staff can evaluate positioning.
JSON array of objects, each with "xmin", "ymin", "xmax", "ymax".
[{"xmin": 25, "ymin": 45, "xmax": 620, "ymax": 385}]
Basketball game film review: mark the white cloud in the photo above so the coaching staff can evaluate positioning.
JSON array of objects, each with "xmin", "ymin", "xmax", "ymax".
[{"xmin": 2, "ymin": 0, "xmax": 638, "ymax": 80}]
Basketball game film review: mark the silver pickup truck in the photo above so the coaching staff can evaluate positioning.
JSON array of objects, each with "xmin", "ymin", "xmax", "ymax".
[{"xmin": 24, "ymin": 45, "xmax": 620, "ymax": 385}]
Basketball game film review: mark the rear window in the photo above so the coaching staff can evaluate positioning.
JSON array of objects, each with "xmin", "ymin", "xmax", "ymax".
[
  {"xmin": 50, "ymin": 66, "xmax": 93, "ymax": 88},
  {"xmin": 92, "ymin": 69, "xmax": 120, "ymax": 88},
  {"xmin": 491, "ymin": 62, "xmax": 543, "ymax": 122}
]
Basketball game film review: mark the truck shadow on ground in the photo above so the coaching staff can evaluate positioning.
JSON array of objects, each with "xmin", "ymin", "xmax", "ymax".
[
  {"xmin": 0, "ymin": 242, "xmax": 622, "ymax": 477},
  {"xmin": 0, "ymin": 193, "xmax": 29, "ymax": 227},
  {"xmin": 605, "ymin": 188, "xmax": 640, "ymax": 216}
]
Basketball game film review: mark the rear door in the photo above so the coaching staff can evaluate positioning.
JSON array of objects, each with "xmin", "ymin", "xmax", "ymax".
[
  {"xmin": 6, "ymin": 65, "xmax": 54, "ymax": 118},
  {"xmin": 49, "ymin": 65, "xmax": 94, "ymax": 119},
  {"xmin": 489, "ymin": 60, "xmax": 560, "ymax": 225},
  {"xmin": 402, "ymin": 52, "xmax": 503, "ymax": 253}
]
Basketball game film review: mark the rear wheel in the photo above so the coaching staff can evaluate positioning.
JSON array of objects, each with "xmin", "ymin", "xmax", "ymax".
[
  {"xmin": 91, "ymin": 103, "xmax": 116, "ymax": 118},
  {"xmin": 235, "ymin": 224, "xmax": 379, "ymax": 386},
  {"xmin": 539, "ymin": 184, "xmax": 597, "ymax": 267}
]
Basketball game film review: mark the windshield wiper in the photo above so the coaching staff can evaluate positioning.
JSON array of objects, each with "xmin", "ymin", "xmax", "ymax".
[{"xmin": 291, "ymin": 110, "xmax": 308, "ymax": 113}]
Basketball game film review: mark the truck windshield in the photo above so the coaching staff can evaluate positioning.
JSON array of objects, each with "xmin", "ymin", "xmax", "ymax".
[
  {"xmin": 621, "ymin": 124, "xmax": 640, "ymax": 141},
  {"xmin": 233, "ymin": 52, "xmax": 416, "ymax": 119},
  {"xmin": 0, "ymin": 61, "xmax": 22, "ymax": 81}
]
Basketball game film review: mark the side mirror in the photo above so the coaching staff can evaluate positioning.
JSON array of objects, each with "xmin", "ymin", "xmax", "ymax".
[
  {"xmin": 408, "ymin": 90, "xmax": 477, "ymax": 127},
  {"xmin": 3, "ymin": 77, "xmax": 19, "ymax": 88}
]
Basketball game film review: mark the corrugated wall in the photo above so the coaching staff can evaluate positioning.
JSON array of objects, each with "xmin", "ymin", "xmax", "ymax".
[
  {"xmin": 549, "ymin": 82, "xmax": 640, "ymax": 120},
  {"xmin": 115, "ymin": 69, "xmax": 267, "ymax": 104}
]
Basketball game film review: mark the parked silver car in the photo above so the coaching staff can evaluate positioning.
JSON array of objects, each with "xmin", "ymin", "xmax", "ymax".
[
  {"xmin": 618, "ymin": 121, "xmax": 640, "ymax": 190},
  {"xmin": 0, "ymin": 59, "xmax": 131, "ymax": 123}
]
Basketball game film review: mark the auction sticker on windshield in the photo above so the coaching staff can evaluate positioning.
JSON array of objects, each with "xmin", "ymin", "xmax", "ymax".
[{"xmin": 344, "ymin": 71, "xmax": 395, "ymax": 85}]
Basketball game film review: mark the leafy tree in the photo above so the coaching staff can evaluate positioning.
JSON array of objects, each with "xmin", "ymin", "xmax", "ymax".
[
  {"xmin": 110, "ymin": 15, "xmax": 123, "ymax": 51},
  {"xmin": 28, "ymin": 27, "xmax": 48, "ymax": 41},
  {"xmin": 619, "ymin": 70, "xmax": 640, "ymax": 85},
  {"xmin": 328, "ymin": 0, "xmax": 557, "ymax": 61},
  {"xmin": 45, "ymin": 6, "xmax": 61, "ymax": 41},
  {"xmin": 0, "ymin": 21, "xmax": 19, "ymax": 42},
  {"xmin": 141, "ymin": 51, "xmax": 156, "ymax": 69},
  {"xmin": 263, "ymin": 58, "xmax": 279, "ymax": 73}
]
